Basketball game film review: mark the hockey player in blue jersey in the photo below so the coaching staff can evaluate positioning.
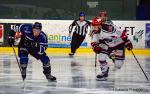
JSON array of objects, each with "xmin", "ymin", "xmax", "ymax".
[{"xmin": 7, "ymin": 22, "xmax": 56, "ymax": 81}]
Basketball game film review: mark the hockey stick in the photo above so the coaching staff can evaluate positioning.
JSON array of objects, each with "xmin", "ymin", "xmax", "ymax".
[
  {"xmin": 12, "ymin": 46, "xmax": 24, "ymax": 81},
  {"xmin": 95, "ymin": 53, "xmax": 97, "ymax": 67},
  {"xmin": 131, "ymin": 50, "xmax": 149, "ymax": 81}
]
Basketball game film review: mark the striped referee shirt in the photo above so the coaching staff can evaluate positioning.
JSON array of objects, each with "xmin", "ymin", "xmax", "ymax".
[{"xmin": 69, "ymin": 19, "xmax": 91, "ymax": 36}]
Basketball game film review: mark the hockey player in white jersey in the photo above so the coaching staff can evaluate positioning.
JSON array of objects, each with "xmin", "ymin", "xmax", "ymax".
[
  {"xmin": 89, "ymin": 10, "xmax": 113, "ymax": 37},
  {"xmin": 91, "ymin": 17, "xmax": 133, "ymax": 81}
]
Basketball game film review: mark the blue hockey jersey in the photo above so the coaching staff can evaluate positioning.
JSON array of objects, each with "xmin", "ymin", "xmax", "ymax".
[{"xmin": 19, "ymin": 24, "xmax": 48, "ymax": 55}]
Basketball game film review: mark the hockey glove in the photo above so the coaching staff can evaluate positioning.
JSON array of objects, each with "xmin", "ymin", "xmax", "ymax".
[
  {"xmin": 125, "ymin": 40, "xmax": 133, "ymax": 50},
  {"xmin": 121, "ymin": 30, "xmax": 128, "ymax": 41},
  {"xmin": 7, "ymin": 30, "xmax": 16, "ymax": 47},
  {"xmin": 7, "ymin": 36, "xmax": 15, "ymax": 47},
  {"xmin": 91, "ymin": 42, "xmax": 102, "ymax": 54}
]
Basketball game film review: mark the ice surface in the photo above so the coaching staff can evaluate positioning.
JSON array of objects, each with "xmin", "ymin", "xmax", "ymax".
[{"xmin": 0, "ymin": 53, "xmax": 150, "ymax": 94}]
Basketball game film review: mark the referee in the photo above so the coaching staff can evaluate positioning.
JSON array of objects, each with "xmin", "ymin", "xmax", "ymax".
[{"xmin": 68, "ymin": 12, "xmax": 91, "ymax": 56}]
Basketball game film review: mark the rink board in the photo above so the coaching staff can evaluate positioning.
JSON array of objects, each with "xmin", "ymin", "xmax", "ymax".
[{"xmin": 0, "ymin": 19, "xmax": 150, "ymax": 48}]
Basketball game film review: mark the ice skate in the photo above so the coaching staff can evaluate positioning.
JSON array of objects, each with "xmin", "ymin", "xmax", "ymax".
[
  {"xmin": 96, "ymin": 67, "xmax": 109, "ymax": 81},
  {"xmin": 69, "ymin": 52, "xmax": 74, "ymax": 56},
  {"xmin": 45, "ymin": 74, "xmax": 56, "ymax": 82},
  {"xmin": 43, "ymin": 65, "xmax": 56, "ymax": 82},
  {"xmin": 21, "ymin": 67, "xmax": 26, "ymax": 81},
  {"xmin": 96, "ymin": 72, "xmax": 108, "ymax": 81}
]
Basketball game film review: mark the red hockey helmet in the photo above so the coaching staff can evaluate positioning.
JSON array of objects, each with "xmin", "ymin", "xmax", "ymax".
[
  {"xmin": 99, "ymin": 10, "xmax": 108, "ymax": 17},
  {"xmin": 91, "ymin": 17, "xmax": 103, "ymax": 26}
]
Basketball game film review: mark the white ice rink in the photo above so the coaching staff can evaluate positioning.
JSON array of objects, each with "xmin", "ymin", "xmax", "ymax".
[{"xmin": 0, "ymin": 53, "xmax": 150, "ymax": 94}]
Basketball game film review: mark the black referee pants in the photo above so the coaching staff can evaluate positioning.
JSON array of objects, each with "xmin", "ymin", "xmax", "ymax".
[{"xmin": 71, "ymin": 33, "xmax": 85, "ymax": 53}]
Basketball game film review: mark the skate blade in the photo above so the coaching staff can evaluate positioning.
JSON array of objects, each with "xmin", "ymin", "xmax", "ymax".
[
  {"xmin": 96, "ymin": 77, "xmax": 108, "ymax": 81},
  {"xmin": 69, "ymin": 55, "xmax": 74, "ymax": 58},
  {"xmin": 48, "ymin": 79, "xmax": 57, "ymax": 82}
]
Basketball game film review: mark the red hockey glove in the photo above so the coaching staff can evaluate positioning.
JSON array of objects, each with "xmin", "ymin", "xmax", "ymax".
[
  {"xmin": 121, "ymin": 30, "xmax": 128, "ymax": 41},
  {"xmin": 125, "ymin": 40, "xmax": 133, "ymax": 50},
  {"xmin": 91, "ymin": 42, "xmax": 102, "ymax": 54}
]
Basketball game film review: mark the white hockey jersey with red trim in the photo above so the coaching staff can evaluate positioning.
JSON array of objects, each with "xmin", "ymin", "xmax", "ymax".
[{"xmin": 92, "ymin": 23, "xmax": 125, "ymax": 48}]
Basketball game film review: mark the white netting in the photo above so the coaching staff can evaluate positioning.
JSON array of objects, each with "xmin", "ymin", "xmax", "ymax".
[{"xmin": 87, "ymin": 1, "xmax": 99, "ymax": 8}]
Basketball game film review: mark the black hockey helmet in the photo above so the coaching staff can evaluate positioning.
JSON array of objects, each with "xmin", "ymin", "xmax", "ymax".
[{"xmin": 33, "ymin": 22, "xmax": 42, "ymax": 30}]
